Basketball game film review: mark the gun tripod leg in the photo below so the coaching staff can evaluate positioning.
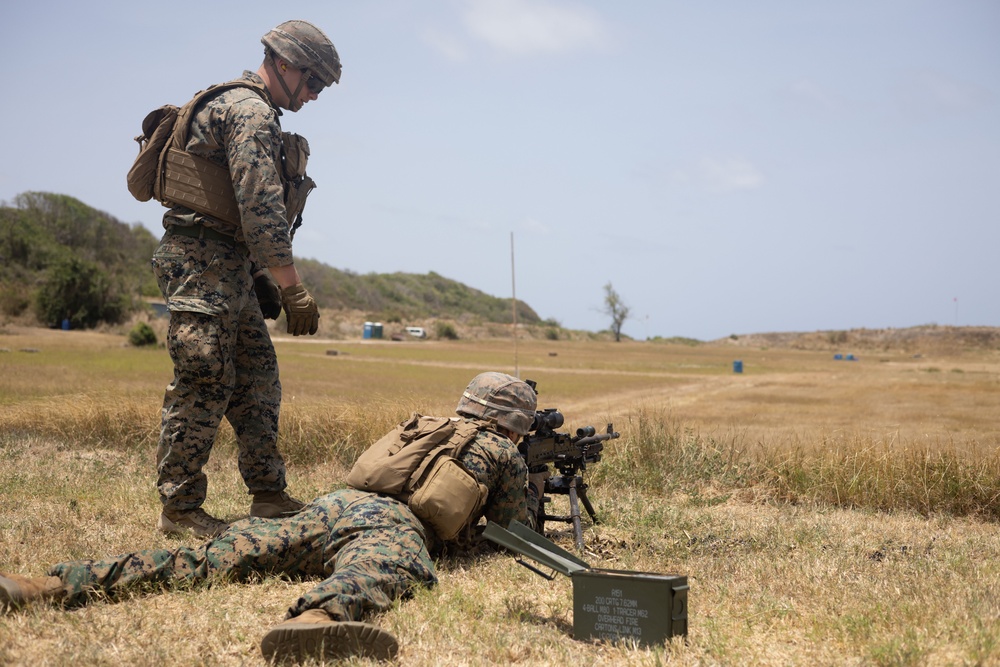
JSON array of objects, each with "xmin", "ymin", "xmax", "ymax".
[
  {"xmin": 568, "ymin": 478, "xmax": 585, "ymax": 552},
  {"xmin": 578, "ymin": 484, "xmax": 599, "ymax": 525}
]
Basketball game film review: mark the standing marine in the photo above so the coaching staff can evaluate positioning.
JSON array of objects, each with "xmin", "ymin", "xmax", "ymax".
[{"xmin": 150, "ymin": 20, "xmax": 341, "ymax": 537}]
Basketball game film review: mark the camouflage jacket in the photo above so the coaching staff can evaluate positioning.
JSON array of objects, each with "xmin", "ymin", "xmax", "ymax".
[
  {"xmin": 162, "ymin": 71, "xmax": 293, "ymax": 269},
  {"xmin": 450, "ymin": 423, "xmax": 539, "ymax": 537}
]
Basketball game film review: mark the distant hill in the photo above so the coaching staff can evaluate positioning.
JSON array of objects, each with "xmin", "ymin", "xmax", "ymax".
[
  {"xmin": 0, "ymin": 192, "xmax": 160, "ymax": 326},
  {"xmin": 0, "ymin": 192, "xmax": 542, "ymax": 329},
  {"xmin": 716, "ymin": 325, "xmax": 1000, "ymax": 355},
  {"xmin": 295, "ymin": 258, "xmax": 541, "ymax": 325}
]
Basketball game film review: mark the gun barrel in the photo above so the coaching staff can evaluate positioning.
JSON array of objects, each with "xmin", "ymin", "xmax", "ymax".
[{"xmin": 573, "ymin": 431, "xmax": 619, "ymax": 449}]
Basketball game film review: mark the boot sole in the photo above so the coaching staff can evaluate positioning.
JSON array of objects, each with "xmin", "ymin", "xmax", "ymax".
[{"xmin": 260, "ymin": 620, "xmax": 399, "ymax": 662}]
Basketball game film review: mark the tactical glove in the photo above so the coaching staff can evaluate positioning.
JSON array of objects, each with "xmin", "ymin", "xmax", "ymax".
[
  {"xmin": 253, "ymin": 272, "xmax": 282, "ymax": 320},
  {"xmin": 528, "ymin": 469, "xmax": 551, "ymax": 500},
  {"xmin": 280, "ymin": 283, "xmax": 320, "ymax": 336}
]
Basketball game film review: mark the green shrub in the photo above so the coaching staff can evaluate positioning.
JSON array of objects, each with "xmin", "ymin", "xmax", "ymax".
[
  {"xmin": 827, "ymin": 330, "xmax": 848, "ymax": 344},
  {"xmin": 435, "ymin": 321, "xmax": 459, "ymax": 340},
  {"xmin": 0, "ymin": 286, "xmax": 30, "ymax": 316},
  {"xmin": 128, "ymin": 321, "xmax": 158, "ymax": 347},
  {"xmin": 35, "ymin": 257, "xmax": 127, "ymax": 329}
]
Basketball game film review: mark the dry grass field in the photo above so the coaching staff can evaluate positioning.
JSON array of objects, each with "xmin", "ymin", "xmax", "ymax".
[{"xmin": 1, "ymin": 324, "xmax": 998, "ymax": 666}]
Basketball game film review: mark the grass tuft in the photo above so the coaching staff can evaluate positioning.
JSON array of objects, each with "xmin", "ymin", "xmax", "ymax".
[{"xmin": 595, "ymin": 410, "xmax": 1000, "ymax": 521}]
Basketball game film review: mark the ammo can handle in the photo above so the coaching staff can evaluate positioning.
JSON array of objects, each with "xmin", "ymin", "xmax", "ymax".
[{"xmin": 514, "ymin": 556, "xmax": 558, "ymax": 581}]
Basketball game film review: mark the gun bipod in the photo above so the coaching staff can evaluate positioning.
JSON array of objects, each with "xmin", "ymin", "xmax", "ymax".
[{"xmin": 540, "ymin": 472, "xmax": 599, "ymax": 552}]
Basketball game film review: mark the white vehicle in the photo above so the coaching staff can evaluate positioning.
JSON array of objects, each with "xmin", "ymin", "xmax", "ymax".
[{"xmin": 405, "ymin": 326, "xmax": 427, "ymax": 339}]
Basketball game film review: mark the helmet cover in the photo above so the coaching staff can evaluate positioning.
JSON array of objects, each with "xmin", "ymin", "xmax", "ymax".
[
  {"xmin": 262, "ymin": 20, "xmax": 342, "ymax": 86},
  {"xmin": 455, "ymin": 372, "xmax": 537, "ymax": 436}
]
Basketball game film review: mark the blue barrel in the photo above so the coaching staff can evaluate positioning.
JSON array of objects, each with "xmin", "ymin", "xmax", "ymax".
[
  {"xmin": 733, "ymin": 360, "xmax": 743, "ymax": 374},
  {"xmin": 363, "ymin": 321, "xmax": 373, "ymax": 339},
  {"xmin": 373, "ymin": 322, "xmax": 383, "ymax": 339},
  {"xmin": 61, "ymin": 318, "xmax": 71, "ymax": 331}
]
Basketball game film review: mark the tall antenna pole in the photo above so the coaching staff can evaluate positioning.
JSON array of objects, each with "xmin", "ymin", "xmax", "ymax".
[{"xmin": 511, "ymin": 232, "xmax": 519, "ymax": 378}]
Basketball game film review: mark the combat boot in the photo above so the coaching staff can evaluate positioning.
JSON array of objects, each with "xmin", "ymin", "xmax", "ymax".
[
  {"xmin": 0, "ymin": 573, "xmax": 64, "ymax": 612},
  {"xmin": 260, "ymin": 608, "xmax": 399, "ymax": 663},
  {"xmin": 157, "ymin": 507, "xmax": 229, "ymax": 538},
  {"xmin": 250, "ymin": 491, "xmax": 306, "ymax": 518}
]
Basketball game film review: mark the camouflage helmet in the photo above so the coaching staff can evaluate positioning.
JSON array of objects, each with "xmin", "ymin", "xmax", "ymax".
[
  {"xmin": 262, "ymin": 20, "xmax": 342, "ymax": 86},
  {"xmin": 455, "ymin": 372, "xmax": 537, "ymax": 436}
]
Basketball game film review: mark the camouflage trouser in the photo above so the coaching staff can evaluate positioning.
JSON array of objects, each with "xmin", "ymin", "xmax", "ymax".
[
  {"xmin": 47, "ymin": 489, "xmax": 438, "ymax": 620},
  {"xmin": 152, "ymin": 232, "xmax": 286, "ymax": 511}
]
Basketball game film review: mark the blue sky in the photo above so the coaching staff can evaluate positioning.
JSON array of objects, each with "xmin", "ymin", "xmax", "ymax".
[{"xmin": 1, "ymin": 1, "xmax": 996, "ymax": 340}]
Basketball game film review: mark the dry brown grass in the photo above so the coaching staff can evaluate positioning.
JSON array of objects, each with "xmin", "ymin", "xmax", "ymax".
[{"xmin": 1, "ymin": 325, "xmax": 999, "ymax": 666}]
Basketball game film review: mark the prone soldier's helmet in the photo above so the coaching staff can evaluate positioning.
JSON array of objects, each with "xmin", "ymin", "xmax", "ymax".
[
  {"xmin": 455, "ymin": 372, "xmax": 537, "ymax": 436},
  {"xmin": 262, "ymin": 20, "xmax": 342, "ymax": 87}
]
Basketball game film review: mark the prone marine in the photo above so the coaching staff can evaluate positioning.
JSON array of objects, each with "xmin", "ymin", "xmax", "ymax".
[{"xmin": 0, "ymin": 372, "xmax": 547, "ymax": 663}]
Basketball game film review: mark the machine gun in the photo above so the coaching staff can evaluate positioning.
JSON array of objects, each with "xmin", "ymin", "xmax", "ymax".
[{"xmin": 517, "ymin": 385, "xmax": 620, "ymax": 551}]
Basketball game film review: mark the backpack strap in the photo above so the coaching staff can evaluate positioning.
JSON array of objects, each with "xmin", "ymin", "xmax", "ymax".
[
  {"xmin": 168, "ymin": 79, "xmax": 271, "ymax": 149},
  {"xmin": 154, "ymin": 79, "xmax": 273, "ymax": 225}
]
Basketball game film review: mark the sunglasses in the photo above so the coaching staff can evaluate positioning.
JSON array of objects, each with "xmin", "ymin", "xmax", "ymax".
[{"xmin": 301, "ymin": 69, "xmax": 326, "ymax": 95}]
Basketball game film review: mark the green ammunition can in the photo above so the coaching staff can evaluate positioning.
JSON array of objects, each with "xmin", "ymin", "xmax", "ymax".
[
  {"xmin": 483, "ymin": 521, "xmax": 690, "ymax": 647},
  {"xmin": 572, "ymin": 569, "xmax": 688, "ymax": 645}
]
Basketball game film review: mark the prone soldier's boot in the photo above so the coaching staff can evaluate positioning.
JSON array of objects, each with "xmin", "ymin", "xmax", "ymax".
[
  {"xmin": 0, "ymin": 573, "xmax": 65, "ymax": 613},
  {"xmin": 260, "ymin": 608, "xmax": 399, "ymax": 663},
  {"xmin": 250, "ymin": 490, "xmax": 306, "ymax": 518}
]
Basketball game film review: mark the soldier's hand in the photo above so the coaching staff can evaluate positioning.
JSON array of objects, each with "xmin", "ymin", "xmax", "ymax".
[
  {"xmin": 528, "ymin": 468, "xmax": 551, "ymax": 499},
  {"xmin": 280, "ymin": 283, "xmax": 320, "ymax": 336},
  {"xmin": 253, "ymin": 272, "xmax": 282, "ymax": 320}
]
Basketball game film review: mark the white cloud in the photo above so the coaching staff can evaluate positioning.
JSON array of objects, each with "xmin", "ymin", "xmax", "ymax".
[
  {"xmin": 700, "ymin": 157, "xmax": 764, "ymax": 192},
  {"xmin": 893, "ymin": 69, "xmax": 993, "ymax": 119},
  {"xmin": 786, "ymin": 78, "xmax": 844, "ymax": 113},
  {"xmin": 520, "ymin": 216, "xmax": 550, "ymax": 233},
  {"xmin": 459, "ymin": 0, "xmax": 608, "ymax": 56},
  {"xmin": 421, "ymin": 27, "xmax": 469, "ymax": 62},
  {"xmin": 669, "ymin": 157, "xmax": 765, "ymax": 194}
]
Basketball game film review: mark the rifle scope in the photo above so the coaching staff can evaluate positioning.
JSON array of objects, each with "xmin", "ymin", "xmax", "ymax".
[{"xmin": 531, "ymin": 408, "xmax": 564, "ymax": 432}]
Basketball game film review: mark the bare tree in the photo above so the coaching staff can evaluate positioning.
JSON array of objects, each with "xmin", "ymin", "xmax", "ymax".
[{"xmin": 602, "ymin": 282, "xmax": 630, "ymax": 342}]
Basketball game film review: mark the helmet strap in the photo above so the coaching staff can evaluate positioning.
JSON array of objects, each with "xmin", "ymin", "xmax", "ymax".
[{"xmin": 269, "ymin": 53, "xmax": 305, "ymax": 112}]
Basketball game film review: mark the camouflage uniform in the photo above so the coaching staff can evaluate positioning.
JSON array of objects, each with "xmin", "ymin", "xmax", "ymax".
[
  {"xmin": 46, "ymin": 428, "xmax": 537, "ymax": 620},
  {"xmin": 152, "ymin": 71, "xmax": 294, "ymax": 512}
]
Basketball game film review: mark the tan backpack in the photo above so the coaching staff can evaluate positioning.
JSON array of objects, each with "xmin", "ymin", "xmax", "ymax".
[
  {"xmin": 127, "ymin": 80, "xmax": 262, "ymax": 208},
  {"xmin": 127, "ymin": 80, "xmax": 315, "ymax": 232},
  {"xmin": 347, "ymin": 413, "xmax": 488, "ymax": 540}
]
